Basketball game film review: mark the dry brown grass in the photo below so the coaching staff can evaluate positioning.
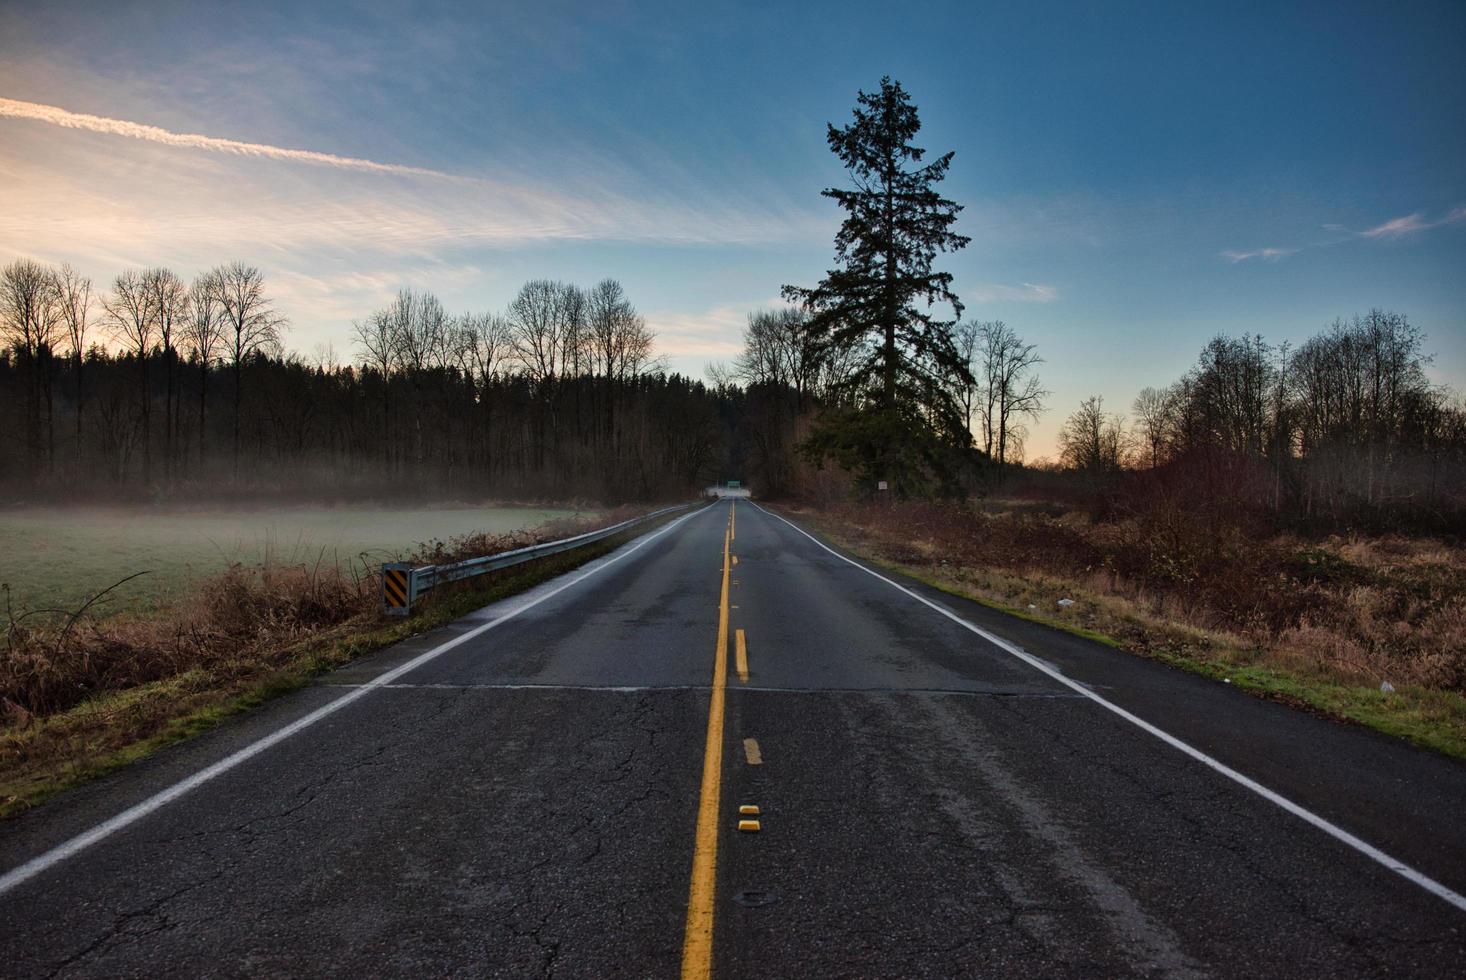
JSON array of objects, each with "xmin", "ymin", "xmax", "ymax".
[
  {"xmin": 0, "ymin": 509, "xmax": 637, "ymax": 734},
  {"xmin": 800, "ymin": 499, "xmax": 1466, "ymax": 695}
]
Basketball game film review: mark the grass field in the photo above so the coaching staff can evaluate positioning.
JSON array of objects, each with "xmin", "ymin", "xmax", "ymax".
[{"xmin": 0, "ymin": 504, "xmax": 582, "ymax": 619}]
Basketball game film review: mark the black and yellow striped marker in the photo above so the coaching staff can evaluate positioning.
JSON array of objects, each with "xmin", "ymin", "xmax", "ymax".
[{"xmin": 383, "ymin": 567, "xmax": 411, "ymax": 610}]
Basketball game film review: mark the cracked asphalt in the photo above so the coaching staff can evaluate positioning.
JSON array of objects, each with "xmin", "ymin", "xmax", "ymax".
[{"xmin": 1, "ymin": 500, "xmax": 1464, "ymax": 977}]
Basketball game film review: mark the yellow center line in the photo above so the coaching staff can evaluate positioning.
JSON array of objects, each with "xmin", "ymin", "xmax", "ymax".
[
  {"xmin": 735, "ymin": 628, "xmax": 749, "ymax": 683},
  {"xmin": 681, "ymin": 521, "xmax": 731, "ymax": 979}
]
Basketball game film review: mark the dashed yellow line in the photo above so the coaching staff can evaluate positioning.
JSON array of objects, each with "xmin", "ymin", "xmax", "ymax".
[
  {"xmin": 735, "ymin": 628, "xmax": 749, "ymax": 683},
  {"xmin": 680, "ymin": 522, "xmax": 732, "ymax": 979}
]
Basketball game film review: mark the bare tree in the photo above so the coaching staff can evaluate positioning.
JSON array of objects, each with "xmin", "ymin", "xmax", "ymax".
[
  {"xmin": 950, "ymin": 319, "xmax": 982, "ymax": 441},
  {"xmin": 145, "ymin": 267, "xmax": 190, "ymax": 479},
  {"xmin": 705, "ymin": 361, "xmax": 736, "ymax": 388},
  {"xmin": 736, "ymin": 310, "xmax": 792, "ymax": 389},
  {"xmin": 52, "ymin": 264, "xmax": 93, "ymax": 472},
  {"xmin": 1059, "ymin": 395, "xmax": 1129, "ymax": 477},
  {"xmin": 1173, "ymin": 334, "xmax": 1275, "ymax": 458},
  {"xmin": 1289, "ymin": 310, "xmax": 1438, "ymax": 510},
  {"xmin": 103, "ymin": 269, "xmax": 156, "ymax": 482},
  {"xmin": 508, "ymin": 280, "xmax": 575, "ymax": 465},
  {"xmin": 1, "ymin": 258, "xmax": 63, "ymax": 481},
  {"xmin": 586, "ymin": 280, "xmax": 631, "ymax": 380},
  {"xmin": 352, "ymin": 307, "xmax": 396, "ymax": 376},
  {"xmin": 453, "ymin": 311, "xmax": 511, "ymax": 384},
  {"xmin": 1132, "ymin": 386, "xmax": 1176, "ymax": 468},
  {"xmin": 352, "ymin": 306, "xmax": 397, "ymax": 470},
  {"xmin": 614, "ymin": 306, "xmax": 657, "ymax": 380},
  {"xmin": 587, "ymin": 279, "xmax": 639, "ymax": 445},
  {"xmin": 384, "ymin": 288, "xmax": 449, "ymax": 374},
  {"xmin": 212, "ymin": 262, "xmax": 284, "ymax": 476},
  {"xmin": 454, "ymin": 310, "xmax": 512, "ymax": 473},
  {"xmin": 735, "ymin": 308, "xmax": 815, "ymax": 406},
  {"xmin": 975, "ymin": 321, "xmax": 1047, "ymax": 470},
  {"xmin": 734, "ymin": 309, "xmax": 798, "ymax": 491},
  {"xmin": 508, "ymin": 280, "xmax": 564, "ymax": 387},
  {"xmin": 557, "ymin": 283, "xmax": 587, "ymax": 382},
  {"xmin": 183, "ymin": 271, "xmax": 226, "ymax": 467}
]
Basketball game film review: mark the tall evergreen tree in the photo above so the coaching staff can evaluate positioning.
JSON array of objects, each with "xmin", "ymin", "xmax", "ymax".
[{"xmin": 785, "ymin": 76, "xmax": 971, "ymax": 494}]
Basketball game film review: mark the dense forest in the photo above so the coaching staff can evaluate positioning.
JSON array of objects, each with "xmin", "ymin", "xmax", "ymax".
[
  {"xmin": 0, "ymin": 260, "xmax": 731, "ymax": 501},
  {"xmin": 4, "ymin": 247, "xmax": 1460, "ymax": 532}
]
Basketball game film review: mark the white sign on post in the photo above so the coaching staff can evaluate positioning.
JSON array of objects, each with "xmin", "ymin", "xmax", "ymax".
[{"xmin": 877, "ymin": 480, "xmax": 888, "ymax": 491}]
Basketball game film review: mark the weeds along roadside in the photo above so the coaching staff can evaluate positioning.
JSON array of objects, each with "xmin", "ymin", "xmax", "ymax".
[
  {"xmin": 0, "ymin": 504, "xmax": 697, "ymax": 818},
  {"xmin": 782, "ymin": 499, "xmax": 1466, "ymax": 761}
]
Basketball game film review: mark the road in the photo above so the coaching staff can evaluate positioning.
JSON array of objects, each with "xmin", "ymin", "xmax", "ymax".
[{"xmin": 2, "ymin": 499, "xmax": 1464, "ymax": 977}]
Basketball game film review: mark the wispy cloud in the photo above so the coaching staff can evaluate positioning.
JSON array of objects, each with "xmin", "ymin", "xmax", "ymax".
[
  {"xmin": 966, "ymin": 282, "xmax": 1059, "ymax": 303},
  {"xmin": 0, "ymin": 96, "xmax": 462, "ymax": 180},
  {"xmin": 1222, "ymin": 206, "xmax": 1465, "ymax": 262},
  {"xmin": 0, "ymin": 96, "xmax": 817, "ymax": 271},
  {"xmin": 1359, "ymin": 213, "xmax": 1429, "ymax": 239},
  {"xmin": 1359, "ymin": 208, "xmax": 1466, "ymax": 239},
  {"xmin": 1221, "ymin": 247, "xmax": 1296, "ymax": 263}
]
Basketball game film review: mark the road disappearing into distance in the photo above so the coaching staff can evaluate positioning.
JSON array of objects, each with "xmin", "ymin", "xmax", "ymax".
[{"xmin": 2, "ymin": 500, "xmax": 1464, "ymax": 976}]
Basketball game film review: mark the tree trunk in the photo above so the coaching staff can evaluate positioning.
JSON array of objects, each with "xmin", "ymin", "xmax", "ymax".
[
  {"xmin": 74, "ymin": 351, "xmax": 85, "ymax": 476},
  {"xmin": 232, "ymin": 357, "xmax": 241, "ymax": 479},
  {"xmin": 139, "ymin": 354, "xmax": 151, "ymax": 485},
  {"xmin": 198, "ymin": 360, "xmax": 208, "ymax": 468}
]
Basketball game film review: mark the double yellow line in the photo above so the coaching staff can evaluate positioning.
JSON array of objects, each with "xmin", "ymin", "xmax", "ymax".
[{"xmin": 681, "ymin": 503, "xmax": 733, "ymax": 979}]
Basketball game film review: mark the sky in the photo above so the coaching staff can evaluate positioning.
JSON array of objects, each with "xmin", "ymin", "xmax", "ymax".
[{"xmin": 1, "ymin": 0, "xmax": 1463, "ymax": 460}]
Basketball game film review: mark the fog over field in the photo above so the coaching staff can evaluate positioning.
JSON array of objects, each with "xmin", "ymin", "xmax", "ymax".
[{"xmin": 0, "ymin": 504, "xmax": 581, "ymax": 617}]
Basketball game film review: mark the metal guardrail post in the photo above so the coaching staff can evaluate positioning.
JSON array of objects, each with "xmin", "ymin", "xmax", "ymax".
[{"xmin": 378, "ymin": 502, "xmax": 700, "ymax": 616}]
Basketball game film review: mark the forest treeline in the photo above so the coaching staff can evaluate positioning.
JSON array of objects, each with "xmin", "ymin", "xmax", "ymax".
[
  {"xmin": 720, "ymin": 301, "xmax": 1466, "ymax": 530},
  {"xmin": 4, "ymin": 247, "xmax": 1463, "ymax": 529},
  {"xmin": 0, "ymin": 258, "xmax": 726, "ymax": 501},
  {"xmin": 4, "ymin": 73, "xmax": 1463, "ymax": 529},
  {"xmin": 1052, "ymin": 311, "xmax": 1466, "ymax": 530}
]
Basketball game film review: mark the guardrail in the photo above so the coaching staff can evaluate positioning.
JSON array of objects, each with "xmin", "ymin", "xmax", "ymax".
[{"xmin": 380, "ymin": 502, "xmax": 699, "ymax": 616}]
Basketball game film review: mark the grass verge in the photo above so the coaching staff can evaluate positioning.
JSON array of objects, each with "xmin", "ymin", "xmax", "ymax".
[
  {"xmin": 784, "ymin": 505, "xmax": 1466, "ymax": 761},
  {"xmin": 0, "ymin": 506, "xmax": 699, "ymax": 818}
]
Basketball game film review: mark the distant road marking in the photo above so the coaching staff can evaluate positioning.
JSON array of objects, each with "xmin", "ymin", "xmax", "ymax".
[
  {"xmin": 754, "ymin": 503, "xmax": 1466, "ymax": 915},
  {"xmin": 0, "ymin": 506, "xmax": 708, "ymax": 899},
  {"xmin": 681, "ymin": 516, "xmax": 732, "ymax": 978},
  {"xmin": 735, "ymin": 628, "xmax": 749, "ymax": 682},
  {"xmin": 731, "ymin": 499, "xmax": 736, "ymax": 541},
  {"xmin": 743, "ymin": 738, "xmax": 763, "ymax": 765}
]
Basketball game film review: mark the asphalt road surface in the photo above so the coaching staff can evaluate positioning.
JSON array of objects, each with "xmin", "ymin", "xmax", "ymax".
[{"xmin": 2, "ymin": 500, "xmax": 1464, "ymax": 977}]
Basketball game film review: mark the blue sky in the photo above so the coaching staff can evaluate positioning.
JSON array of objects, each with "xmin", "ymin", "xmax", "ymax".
[{"xmin": 2, "ymin": 0, "xmax": 1462, "ymax": 458}]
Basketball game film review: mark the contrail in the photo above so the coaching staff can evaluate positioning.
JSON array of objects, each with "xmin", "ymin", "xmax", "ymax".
[{"xmin": 0, "ymin": 96, "xmax": 460, "ymax": 180}]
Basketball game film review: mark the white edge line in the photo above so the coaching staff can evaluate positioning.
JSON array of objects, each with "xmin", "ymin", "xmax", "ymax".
[
  {"xmin": 753, "ymin": 502, "xmax": 1466, "ymax": 914},
  {"xmin": 0, "ymin": 505, "xmax": 709, "ymax": 897}
]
